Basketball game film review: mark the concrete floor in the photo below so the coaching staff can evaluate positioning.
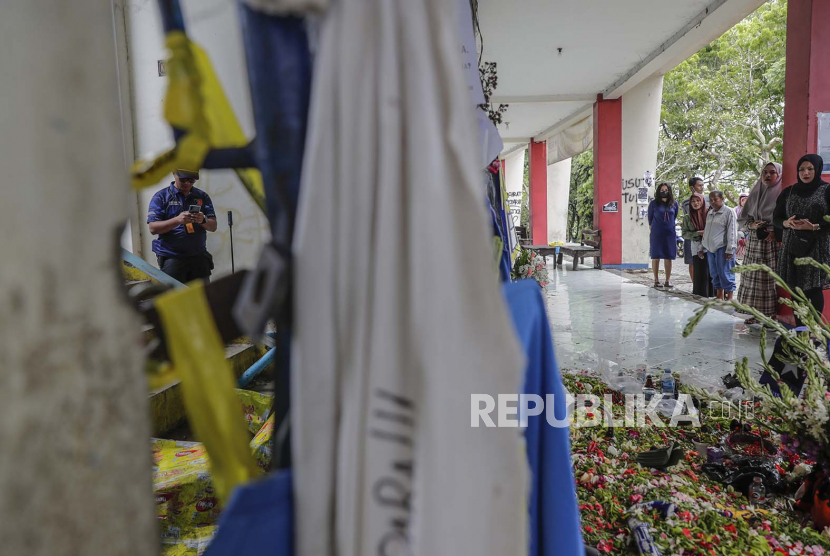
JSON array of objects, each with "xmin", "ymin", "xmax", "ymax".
[{"xmin": 544, "ymin": 262, "xmax": 772, "ymax": 389}]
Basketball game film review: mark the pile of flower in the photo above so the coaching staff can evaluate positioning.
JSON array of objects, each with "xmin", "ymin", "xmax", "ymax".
[
  {"xmin": 511, "ymin": 248, "xmax": 549, "ymax": 287},
  {"xmin": 564, "ymin": 371, "xmax": 830, "ymax": 555}
]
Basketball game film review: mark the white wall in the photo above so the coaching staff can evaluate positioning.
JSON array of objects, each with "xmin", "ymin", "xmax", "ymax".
[
  {"xmin": 0, "ymin": 2, "xmax": 155, "ymax": 552},
  {"xmin": 621, "ymin": 75, "xmax": 663, "ymax": 265},
  {"xmin": 546, "ymin": 158, "xmax": 571, "ymax": 243},
  {"xmin": 123, "ymin": 0, "xmax": 271, "ymax": 275}
]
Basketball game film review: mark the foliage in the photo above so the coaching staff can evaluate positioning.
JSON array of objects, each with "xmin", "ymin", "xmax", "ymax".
[
  {"xmin": 478, "ymin": 61, "xmax": 508, "ymax": 126},
  {"xmin": 511, "ymin": 248, "xmax": 549, "ymax": 287},
  {"xmin": 683, "ymin": 254, "xmax": 830, "ymax": 469},
  {"xmin": 658, "ymin": 0, "xmax": 787, "ymax": 204},
  {"xmin": 567, "ymin": 150, "xmax": 594, "ymax": 242}
]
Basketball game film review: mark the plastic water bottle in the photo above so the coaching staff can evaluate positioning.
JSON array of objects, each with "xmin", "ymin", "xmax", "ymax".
[
  {"xmin": 661, "ymin": 369, "xmax": 675, "ymax": 396},
  {"xmin": 749, "ymin": 476, "xmax": 766, "ymax": 505}
]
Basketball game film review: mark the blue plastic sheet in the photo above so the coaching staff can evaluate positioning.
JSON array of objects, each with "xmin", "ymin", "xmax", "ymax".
[{"xmin": 504, "ymin": 280, "xmax": 585, "ymax": 556}]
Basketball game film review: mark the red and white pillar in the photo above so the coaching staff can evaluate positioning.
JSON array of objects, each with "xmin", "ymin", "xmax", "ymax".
[
  {"xmin": 778, "ymin": 0, "xmax": 830, "ymax": 325},
  {"xmin": 782, "ymin": 0, "xmax": 830, "ymax": 185},
  {"xmin": 529, "ymin": 140, "xmax": 547, "ymax": 244},
  {"xmin": 593, "ymin": 95, "xmax": 622, "ymax": 265}
]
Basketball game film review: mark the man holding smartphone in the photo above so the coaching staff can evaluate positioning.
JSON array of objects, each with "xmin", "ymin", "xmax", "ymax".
[{"xmin": 147, "ymin": 169, "xmax": 218, "ymax": 283}]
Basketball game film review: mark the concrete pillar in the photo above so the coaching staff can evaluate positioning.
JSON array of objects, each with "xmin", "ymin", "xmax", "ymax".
[
  {"xmin": 0, "ymin": 2, "xmax": 157, "ymax": 555},
  {"xmin": 593, "ymin": 96, "xmax": 623, "ymax": 265},
  {"xmin": 529, "ymin": 140, "xmax": 547, "ymax": 243},
  {"xmin": 621, "ymin": 75, "xmax": 664, "ymax": 267},
  {"xmin": 782, "ymin": 0, "xmax": 830, "ymax": 186},
  {"xmin": 503, "ymin": 148, "xmax": 526, "ymax": 228},
  {"xmin": 546, "ymin": 158, "xmax": 572, "ymax": 243}
]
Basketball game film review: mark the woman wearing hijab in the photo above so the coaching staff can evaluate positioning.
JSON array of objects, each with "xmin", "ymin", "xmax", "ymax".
[
  {"xmin": 736, "ymin": 162, "xmax": 783, "ymax": 324},
  {"xmin": 735, "ymin": 193, "xmax": 749, "ymax": 219},
  {"xmin": 774, "ymin": 154, "xmax": 830, "ymax": 326},
  {"xmin": 681, "ymin": 193, "xmax": 715, "ymax": 297},
  {"xmin": 648, "ymin": 183, "xmax": 679, "ymax": 288}
]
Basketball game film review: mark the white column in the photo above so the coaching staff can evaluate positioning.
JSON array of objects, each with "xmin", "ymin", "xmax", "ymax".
[
  {"xmin": 0, "ymin": 2, "xmax": 156, "ymax": 555},
  {"xmin": 547, "ymin": 158, "xmax": 572, "ymax": 243},
  {"xmin": 621, "ymin": 75, "xmax": 664, "ymax": 266},
  {"xmin": 503, "ymin": 147, "xmax": 526, "ymax": 228}
]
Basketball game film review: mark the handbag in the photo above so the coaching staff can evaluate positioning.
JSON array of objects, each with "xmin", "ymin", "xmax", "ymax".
[{"xmin": 790, "ymin": 230, "xmax": 816, "ymax": 258}]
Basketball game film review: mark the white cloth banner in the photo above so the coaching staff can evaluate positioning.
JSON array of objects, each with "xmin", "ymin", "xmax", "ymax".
[
  {"xmin": 291, "ymin": 0, "xmax": 529, "ymax": 554},
  {"xmin": 547, "ymin": 114, "xmax": 593, "ymax": 166},
  {"xmin": 504, "ymin": 148, "xmax": 526, "ymax": 227}
]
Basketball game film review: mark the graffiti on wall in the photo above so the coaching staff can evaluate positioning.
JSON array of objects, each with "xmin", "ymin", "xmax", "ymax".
[{"xmin": 622, "ymin": 177, "xmax": 650, "ymax": 226}]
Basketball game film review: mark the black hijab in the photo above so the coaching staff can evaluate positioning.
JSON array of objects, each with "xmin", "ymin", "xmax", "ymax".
[{"xmin": 796, "ymin": 154, "xmax": 828, "ymax": 188}]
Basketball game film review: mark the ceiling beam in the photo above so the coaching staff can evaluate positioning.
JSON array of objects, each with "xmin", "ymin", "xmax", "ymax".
[
  {"xmin": 533, "ymin": 104, "xmax": 593, "ymax": 142},
  {"xmin": 500, "ymin": 143, "xmax": 528, "ymax": 158},
  {"xmin": 490, "ymin": 94, "xmax": 595, "ymax": 104},
  {"xmin": 501, "ymin": 136, "xmax": 531, "ymax": 143}
]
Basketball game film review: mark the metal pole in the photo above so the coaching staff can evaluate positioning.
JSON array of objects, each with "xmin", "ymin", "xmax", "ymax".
[{"xmin": 228, "ymin": 210, "xmax": 235, "ymax": 274}]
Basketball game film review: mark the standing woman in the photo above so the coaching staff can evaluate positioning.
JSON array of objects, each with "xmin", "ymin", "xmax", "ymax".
[
  {"xmin": 735, "ymin": 193, "xmax": 749, "ymax": 219},
  {"xmin": 648, "ymin": 183, "xmax": 679, "ymax": 288},
  {"xmin": 774, "ymin": 154, "xmax": 830, "ymax": 325},
  {"xmin": 681, "ymin": 193, "xmax": 714, "ymax": 297},
  {"xmin": 737, "ymin": 162, "xmax": 783, "ymax": 324}
]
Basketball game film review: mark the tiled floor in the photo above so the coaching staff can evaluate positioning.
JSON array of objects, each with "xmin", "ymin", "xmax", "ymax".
[{"xmin": 544, "ymin": 262, "xmax": 771, "ymax": 389}]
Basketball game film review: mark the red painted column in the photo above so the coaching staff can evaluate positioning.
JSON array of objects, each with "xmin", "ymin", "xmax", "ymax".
[
  {"xmin": 529, "ymin": 140, "xmax": 547, "ymax": 244},
  {"xmin": 777, "ymin": 0, "xmax": 830, "ymax": 325},
  {"xmin": 593, "ymin": 95, "xmax": 622, "ymax": 265},
  {"xmin": 782, "ymin": 0, "xmax": 830, "ymax": 186}
]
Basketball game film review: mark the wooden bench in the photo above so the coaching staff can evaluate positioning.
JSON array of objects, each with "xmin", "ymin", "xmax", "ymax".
[
  {"xmin": 524, "ymin": 245, "xmax": 559, "ymax": 266},
  {"xmin": 557, "ymin": 229, "xmax": 602, "ymax": 270}
]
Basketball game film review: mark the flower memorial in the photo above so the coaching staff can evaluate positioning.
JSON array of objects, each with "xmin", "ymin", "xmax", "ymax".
[
  {"xmin": 512, "ymin": 248, "xmax": 549, "ymax": 287},
  {"xmin": 564, "ymin": 372, "xmax": 830, "ymax": 554}
]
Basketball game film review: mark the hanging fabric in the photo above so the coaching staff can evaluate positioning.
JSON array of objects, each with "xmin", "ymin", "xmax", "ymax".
[
  {"xmin": 290, "ymin": 0, "xmax": 530, "ymax": 552},
  {"xmin": 155, "ymin": 283, "xmax": 260, "ymax": 504}
]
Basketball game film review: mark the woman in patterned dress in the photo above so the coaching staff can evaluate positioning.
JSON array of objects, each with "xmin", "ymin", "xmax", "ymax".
[
  {"xmin": 736, "ymin": 162, "xmax": 783, "ymax": 324},
  {"xmin": 773, "ymin": 154, "xmax": 830, "ymax": 326}
]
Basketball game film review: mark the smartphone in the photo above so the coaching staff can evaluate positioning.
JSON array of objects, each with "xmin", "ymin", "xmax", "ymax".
[{"xmin": 188, "ymin": 205, "xmax": 202, "ymax": 214}]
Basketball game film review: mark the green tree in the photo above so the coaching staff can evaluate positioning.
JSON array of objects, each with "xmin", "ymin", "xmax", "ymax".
[
  {"xmin": 567, "ymin": 150, "xmax": 594, "ymax": 242},
  {"xmin": 658, "ymin": 0, "xmax": 786, "ymax": 204}
]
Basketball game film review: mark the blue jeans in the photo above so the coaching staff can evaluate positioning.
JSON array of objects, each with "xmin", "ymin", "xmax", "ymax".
[{"xmin": 707, "ymin": 247, "xmax": 736, "ymax": 292}]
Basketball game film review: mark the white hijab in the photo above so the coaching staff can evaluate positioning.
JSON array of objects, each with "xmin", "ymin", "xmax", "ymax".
[{"xmin": 737, "ymin": 162, "xmax": 783, "ymax": 224}]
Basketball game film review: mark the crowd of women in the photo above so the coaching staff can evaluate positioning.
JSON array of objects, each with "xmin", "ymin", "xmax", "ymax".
[{"xmin": 648, "ymin": 153, "xmax": 829, "ymax": 326}]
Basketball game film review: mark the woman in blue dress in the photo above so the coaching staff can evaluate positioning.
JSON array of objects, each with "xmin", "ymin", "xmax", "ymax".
[{"xmin": 648, "ymin": 182, "xmax": 679, "ymax": 288}]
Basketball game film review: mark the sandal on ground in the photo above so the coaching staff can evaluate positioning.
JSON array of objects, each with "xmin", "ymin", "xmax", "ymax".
[
  {"xmin": 654, "ymin": 282, "xmax": 663, "ymax": 288},
  {"xmin": 744, "ymin": 317, "xmax": 759, "ymax": 325},
  {"xmin": 664, "ymin": 282, "xmax": 674, "ymax": 289}
]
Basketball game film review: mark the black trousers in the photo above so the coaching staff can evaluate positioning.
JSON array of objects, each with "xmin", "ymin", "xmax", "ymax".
[
  {"xmin": 795, "ymin": 287, "xmax": 825, "ymax": 328},
  {"xmin": 158, "ymin": 253, "xmax": 212, "ymax": 284}
]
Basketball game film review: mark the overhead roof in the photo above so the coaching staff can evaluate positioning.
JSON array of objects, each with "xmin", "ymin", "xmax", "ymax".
[{"xmin": 477, "ymin": 0, "xmax": 768, "ymax": 155}]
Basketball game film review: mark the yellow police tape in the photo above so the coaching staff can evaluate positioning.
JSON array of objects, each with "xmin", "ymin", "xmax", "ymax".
[
  {"xmin": 131, "ymin": 31, "xmax": 266, "ymax": 214},
  {"xmin": 155, "ymin": 282, "xmax": 260, "ymax": 504}
]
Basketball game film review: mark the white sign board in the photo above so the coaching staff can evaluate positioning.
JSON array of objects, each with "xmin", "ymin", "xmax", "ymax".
[
  {"xmin": 602, "ymin": 201, "xmax": 619, "ymax": 213},
  {"xmin": 818, "ymin": 113, "xmax": 830, "ymax": 174},
  {"xmin": 639, "ymin": 170, "xmax": 654, "ymax": 204}
]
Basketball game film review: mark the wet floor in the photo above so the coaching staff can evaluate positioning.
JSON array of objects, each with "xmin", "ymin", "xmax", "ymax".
[{"xmin": 543, "ymin": 263, "xmax": 772, "ymax": 389}]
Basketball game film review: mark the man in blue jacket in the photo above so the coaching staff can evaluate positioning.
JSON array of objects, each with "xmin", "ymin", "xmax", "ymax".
[{"xmin": 147, "ymin": 169, "xmax": 217, "ymax": 283}]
